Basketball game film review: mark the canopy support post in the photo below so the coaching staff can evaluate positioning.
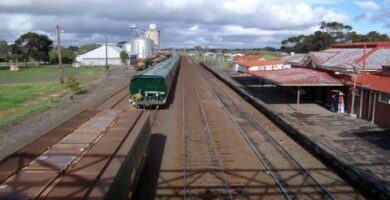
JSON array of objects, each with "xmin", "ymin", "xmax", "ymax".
[{"xmin": 297, "ymin": 87, "xmax": 301, "ymax": 112}]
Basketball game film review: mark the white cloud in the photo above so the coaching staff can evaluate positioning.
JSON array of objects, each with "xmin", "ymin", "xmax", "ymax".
[
  {"xmin": 354, "ymin": 1, "xmax": 381, "ymax": 11},
  {"xmin": 0, "ymin": 0, "xmax": 350, "ymax": 48}
]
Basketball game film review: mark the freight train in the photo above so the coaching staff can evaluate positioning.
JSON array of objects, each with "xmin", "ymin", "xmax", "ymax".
[{"xmin": 129, "ymin": 54, "xmax": 180, "ymax": 108}]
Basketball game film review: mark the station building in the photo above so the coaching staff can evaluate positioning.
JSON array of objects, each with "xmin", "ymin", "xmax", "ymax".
[
  {"xmin": 346, "ymin": 65, "xmax": 390, "ymax": 128},
  {"xmin": 246, "ymin": 41, "xmax": 390, "ymax": 128}
]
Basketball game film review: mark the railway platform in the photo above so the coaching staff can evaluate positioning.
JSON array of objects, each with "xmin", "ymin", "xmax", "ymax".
[{"xmin": 203, "ymin": 62, "xmax": 390, "ymax": 199}]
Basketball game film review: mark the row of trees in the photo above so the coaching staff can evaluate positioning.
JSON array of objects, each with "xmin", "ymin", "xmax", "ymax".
[
  {"xmin": 281, "ymin": 21, "xmax": 390, "ymax": 53},
  {"xmin": 0, "ymin": 32, "xmax": 102, "ymax": 65},
  {"xmin": 0, "ymin": 32, "xmax": 53, "ymax": 64}
]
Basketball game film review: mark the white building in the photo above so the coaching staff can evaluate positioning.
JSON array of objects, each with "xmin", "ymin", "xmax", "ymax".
[
  {"xmin": 76, "ymin": 45, "xmax": 125, "ymax": 66},
  {"xmin": 235, "ymin": 60, "xmax": 291, "ymax": 73}
]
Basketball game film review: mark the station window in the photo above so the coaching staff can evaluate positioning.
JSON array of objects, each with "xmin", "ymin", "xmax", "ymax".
[{"xmin": 379, "ymin": 93, "xmax": 390, "ymax": 104}]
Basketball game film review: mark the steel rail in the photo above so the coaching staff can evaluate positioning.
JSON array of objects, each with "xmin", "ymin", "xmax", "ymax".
[
  {"xmin": 190, "ymin": 56, "xmax": 337, "ymax": 200},
  {"xmin": 183, "ymin": 59, "xmax": 189, "ymax": 199},
  {"xmin": 94, "ymin": 84, "xmax": 129, "ymax": 109},
  {"xmin": 184, "ymin": 57, "xmax": 234, "ymax": 199}
]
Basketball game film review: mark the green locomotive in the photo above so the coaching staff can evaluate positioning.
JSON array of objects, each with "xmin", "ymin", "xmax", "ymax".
[{"xmin": 129, "ymin": 55, "xmax": 180, "ymax": 108}]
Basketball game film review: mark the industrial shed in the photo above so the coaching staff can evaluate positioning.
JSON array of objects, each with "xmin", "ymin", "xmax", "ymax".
[{"xmin": 76, "ymin": 45, "xmax": 125, "ymax": 66}]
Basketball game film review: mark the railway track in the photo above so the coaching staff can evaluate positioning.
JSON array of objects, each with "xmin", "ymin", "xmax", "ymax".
[
  {"xmin": 94, "ymin": 84, "xmax": 130, "ymax": 109},
  {"xmin": 182, "ymin": 56, "xmax": 360, "ymax": 199},
  {"xmin": 182, "ymin": 57, "xmax": 284, "ymax": 199},
  {"xmin": 182, "ymin": 57, "xmax": 233, "ymax": 199},
  {"xmin": 189, "ymin": 57, "xmax": 336, "ymax": 199}
]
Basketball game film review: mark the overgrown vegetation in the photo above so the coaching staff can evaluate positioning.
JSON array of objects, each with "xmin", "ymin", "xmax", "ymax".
[
  {"xmin": 120, "ymin": 50, "xmax": 129, "ymax": 65},
  {"xmin": 49, "ymin": 48, "xmax": 76, "ymax": 64},
  {"xmin": 65, "ymin": 76, "xmax": 80, "ymax": 99},
  {"xmin": 281, "ymin": 21, "xmax": 390, "ymax": 53}
]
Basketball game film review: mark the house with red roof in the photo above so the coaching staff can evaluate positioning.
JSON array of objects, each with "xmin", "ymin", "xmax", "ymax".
[{"xmin": 233, "ymin": 56, "xmax": 291, "ymax": 73}]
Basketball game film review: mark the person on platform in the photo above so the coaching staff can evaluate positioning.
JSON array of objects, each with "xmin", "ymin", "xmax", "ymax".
[{"xmin": 338, "ymin": 92, "xmax": 345, "ymax": 113}]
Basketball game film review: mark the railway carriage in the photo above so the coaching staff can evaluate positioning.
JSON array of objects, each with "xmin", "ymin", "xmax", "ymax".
[{"xmin": 129, "ymin": 55, "xmax": 180, "ymax": 108}]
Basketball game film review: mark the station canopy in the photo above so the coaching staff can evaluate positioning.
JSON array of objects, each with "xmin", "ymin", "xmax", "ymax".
[{"xmin": 247, "ymin": 67, "xmax": 346, "ymax": 87}]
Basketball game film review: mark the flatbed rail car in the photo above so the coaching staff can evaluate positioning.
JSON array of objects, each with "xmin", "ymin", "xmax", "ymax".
[
  {"xmin": 129, "ymin": 55, "xmax": 180, "ymax": 108},
  {"xmin": 0, "ymin": 110, "xmax": 151, "ymax": 200}
]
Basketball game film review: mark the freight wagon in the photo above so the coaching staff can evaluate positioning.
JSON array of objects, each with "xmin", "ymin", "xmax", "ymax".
[{"xmin": 129, "ymin": 55, "xmax": 180, "ymax": 108}]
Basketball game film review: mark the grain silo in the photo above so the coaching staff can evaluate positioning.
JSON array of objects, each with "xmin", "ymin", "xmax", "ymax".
[
  {"xmin": 145, "ymin": 24, "xmax": 160, "ymax": 50},
  {"xmin": 131, "ymin": 37, "xmax": 153, "ymax": 59}
]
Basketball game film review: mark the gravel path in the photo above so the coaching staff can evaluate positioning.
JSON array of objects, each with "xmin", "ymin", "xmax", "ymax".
[{"xmin": 0, "ymin": 68, "xmax": 134, "ymax": 161}]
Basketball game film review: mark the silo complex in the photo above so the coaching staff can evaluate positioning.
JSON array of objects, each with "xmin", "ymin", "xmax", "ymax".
[
  {"xmin": 131, "ymin": 37, "xmax": 153, "ymax": 59},
  {"xmin": 145, "ymin": 24, "xmax": 160, "ymax": 50}
]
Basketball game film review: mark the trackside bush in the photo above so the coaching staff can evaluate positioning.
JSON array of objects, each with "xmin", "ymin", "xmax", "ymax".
[{"xmin": 65, "ymin": 76, "xmax": 80, "ymax": 99}]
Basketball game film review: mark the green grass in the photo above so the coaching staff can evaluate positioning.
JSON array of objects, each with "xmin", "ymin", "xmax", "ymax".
[
  {"xmin": 218, "ymin": 61, "xmax": 233, "ymax": 68},
  {"xmin": 259, "ymin": 53, "xmax": 282, "ymax": 60},
  {"xmin": 0, "ymin": 83, "xmax": 63, "ymax": 131},
  {"xmin": 0, "ymin": 65, "xmax": 106, "ymax": 84},
  {"xmin": 0, "ymin": 65, "xmax": 108, "ymax": 132}
]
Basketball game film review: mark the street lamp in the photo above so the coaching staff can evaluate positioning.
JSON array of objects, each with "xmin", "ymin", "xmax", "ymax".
[{"xmin": 56, "ymin": 25, "xmax": 64, "ymax": 84}]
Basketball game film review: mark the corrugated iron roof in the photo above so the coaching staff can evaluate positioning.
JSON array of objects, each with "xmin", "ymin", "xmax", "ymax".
[
  {"xmin": 309, "ymin": 47, "xmax": 390, "ymax": 71},
  {"xmin": 282, "ymin": 53, "xmax": 306, "ymax": 65},
  {"xmin": 248, "ymin": 67, "xmax": 345, "ymax": 86},
  {"xmin": 236, "ymin": 60, "xmax": 285, "ymax": 67},
  {"xmin": 350, "ymin": 73, "xmax": 390, "ymax": 93}
]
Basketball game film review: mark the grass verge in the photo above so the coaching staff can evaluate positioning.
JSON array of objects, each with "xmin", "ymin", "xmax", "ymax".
[
  {"xmin": 0, "ymin": 65, "xmax": 106, "ymax": 84},
  {"xmin": 0, "ymin": 66, "xmax": 107, "ymax": 132},
  {"xmin": 0, "ymin": 83, "xmax": 64, "ymax": 132}
]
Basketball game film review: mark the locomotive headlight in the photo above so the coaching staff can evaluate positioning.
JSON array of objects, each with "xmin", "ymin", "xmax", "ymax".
[{"xmin": 156, "ymin": 93, "xmax": 159, "ymax": 97}]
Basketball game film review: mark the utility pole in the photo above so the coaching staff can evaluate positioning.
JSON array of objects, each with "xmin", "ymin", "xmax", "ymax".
[
  {"xmin": 56, "ymin": 25, "xmax": 64, "ymax": 84},
  {"xmin": 105, "ymin": 35, "xmax": 108, "ymax": 69}
]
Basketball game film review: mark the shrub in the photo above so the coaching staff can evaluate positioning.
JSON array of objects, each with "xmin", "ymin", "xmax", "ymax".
[{"xmin": 65, "ymin": 76, "xmax": 80, "ymax": 99}]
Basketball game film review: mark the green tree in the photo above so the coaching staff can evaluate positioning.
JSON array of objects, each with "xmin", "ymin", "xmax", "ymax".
[
  {"xmin": 120, "ymin": 51, "xmax": 129, "ymax": 65},
  {"xmin": 14, "ymin": 32, "xmax": 53, "ymax": 63},
  {"xmin": 78, "ymin": 43, "xmax": 101, "ymax": 54},
  {"xmin": 319, "ymin": 21, "xmax": 352, "ymax": 42},
  {"xmin": 49, "ymin": 48, "xmax": 76, "ymax": 64},
  {"xmin": 281, "ymin": 21, "xmax": 389, "ymax": 53},
  {"xmin": 0, "ymin": 40, "xmax": 9, "ymax": 62},
  {"xmin": 67, "ymin": 46, "xmax": 79, "ymax": 52},
  {"xmin": 366, "ymin": 31, "xmax": 390, "ymax": 41}
]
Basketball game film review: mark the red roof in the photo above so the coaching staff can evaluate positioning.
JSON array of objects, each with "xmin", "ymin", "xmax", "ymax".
[
  {"xmin": 236, "ymin": 60, "xmax": 285, "ymax": 67},
  {"xmin": 248, "ymin": 68, "xmax": 345, "ymax": 86},
  {"xmin": 351, "ymin": 73, "xmax": 390, "ymax": 93},
  {"xmin": 233, "ymin": 55, "xmax": 260, "ymax": 62}
]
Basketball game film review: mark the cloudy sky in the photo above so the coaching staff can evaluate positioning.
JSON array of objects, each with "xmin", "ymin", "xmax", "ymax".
[{"xmin": 0, "ymin": 0, "xmax": 389, "ymax": 48}]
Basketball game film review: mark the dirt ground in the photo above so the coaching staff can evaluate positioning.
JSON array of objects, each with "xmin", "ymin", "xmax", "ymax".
[{"xmin": 0, "ymin": 67, "xmax": 134, "ymax": 161}]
